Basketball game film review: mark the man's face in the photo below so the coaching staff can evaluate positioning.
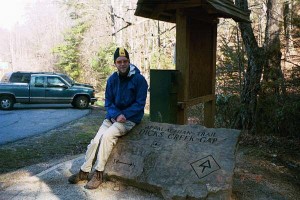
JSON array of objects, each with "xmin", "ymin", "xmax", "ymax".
[{"xmin": 115, "ymin": 56, "xmax": 130, "ymax": 76}]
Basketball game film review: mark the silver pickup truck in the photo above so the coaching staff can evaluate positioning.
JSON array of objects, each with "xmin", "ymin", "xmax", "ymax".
[{"xmin": 0, "ymin": 73, "xmax": 97, "ymax": 110}]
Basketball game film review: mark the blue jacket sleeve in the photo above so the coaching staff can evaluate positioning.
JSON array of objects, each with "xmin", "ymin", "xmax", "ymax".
[
  {"xmin": 105, "ymin": 78, "xmax": 122, "ymax": 119},
  {"xmin": 122, "ymin": 75, "xmax": 148, "ymax": 119}
]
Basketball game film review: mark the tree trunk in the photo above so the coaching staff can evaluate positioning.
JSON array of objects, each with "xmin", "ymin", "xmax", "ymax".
[
  {"xmin": 236, "ymin": 24, "xmax": 244, "ymax": 93},
  {"xmin": 234, "ymin": 0, "xmax": 265, "ymax": 133},
  {"xmin": 283, "ymin": 1, "xmax": 291, "ymax": 62},
  {"xmin": 263, "ymin": 0, "xmax": 286, "ymax": 96}
]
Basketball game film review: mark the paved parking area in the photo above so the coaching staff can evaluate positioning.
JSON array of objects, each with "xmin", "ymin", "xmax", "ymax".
[{"xmin": 0, "ymin": 104, "xmax": 90, "ymax": 145}]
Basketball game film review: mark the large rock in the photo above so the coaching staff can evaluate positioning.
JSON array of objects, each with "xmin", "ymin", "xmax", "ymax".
[{"xmin": 105, "ymin": 122, "xmax": 240, "ymax": 199}]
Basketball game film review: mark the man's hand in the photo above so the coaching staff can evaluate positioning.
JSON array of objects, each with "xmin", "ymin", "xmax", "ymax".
[{"xmin": 116, "ymin": 114, "xmax": 126, "ymax": 123}]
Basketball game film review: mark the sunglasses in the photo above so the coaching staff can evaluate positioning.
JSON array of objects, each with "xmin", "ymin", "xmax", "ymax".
[{"xmin": 116, "ymin": 59, "xmax": 129, "ymax": 65}]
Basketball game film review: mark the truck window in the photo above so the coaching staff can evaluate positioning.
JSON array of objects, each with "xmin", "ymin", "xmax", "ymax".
[
  {"xmin": 31, "ymin": 77, "xmax": 45, "ymax": 87},
  {"xmin": 10, "ymin": 73, "xmax": 31, "ymax": 83},
  {"xmin": 10, "ymin": 73, "xmax": 23, "ymax": 82},
  {"xmin": 47, "ymin": 77, "xmax": 65, "ymax": 87},
  {"xmin": 60, "ymin": 74, "xmax": 74, "ymax": 85},
  {"xmin": 22, "ymin": 74, "xmax": 31, "ymax": 83}
]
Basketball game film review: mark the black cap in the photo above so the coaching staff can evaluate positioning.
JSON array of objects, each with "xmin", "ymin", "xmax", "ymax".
[{"xmin": 114, "ymin": 47, "xmax": 129, "ymax": 63}]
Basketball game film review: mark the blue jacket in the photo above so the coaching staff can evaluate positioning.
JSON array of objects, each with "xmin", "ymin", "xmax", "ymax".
[{"xmin": 105, "ymin": 64, "xmax": 148, "ymax": 124}]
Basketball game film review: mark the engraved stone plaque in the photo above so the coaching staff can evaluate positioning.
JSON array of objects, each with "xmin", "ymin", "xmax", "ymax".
[{"xmin": 105, "ymin": 122, "xmax": 240, "ymax": 199}]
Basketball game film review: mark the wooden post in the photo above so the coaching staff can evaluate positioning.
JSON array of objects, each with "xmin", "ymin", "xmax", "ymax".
[
  {"xmin": 205, "ymin": 20, "xmax": 217, "ymax": 128},
  {"xmin": 204, "ymin": 99, "xmax": 215, "ymax": 128},
  {"xmin": 199, "ymin": 19, "xmax": 217, "ymax": 128},
  {"xmin": 176, "ymin": 10, "xmax": 189, "ymax": 124},
  {"xmin": 188, "ymin": 17, "xmax": 218, "ymax": 127}
]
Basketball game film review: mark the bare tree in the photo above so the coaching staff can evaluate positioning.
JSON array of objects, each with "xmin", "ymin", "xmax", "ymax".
[
  {"xmin": 235, "ymin": 0, "xmax": 265, "ymax": 132},
  {"xmin": 234, "ymin": 0, "xmax": 290, "ymax": 133},
  {"xmin": 263, "ymin": 0, "xmax": 286, "ymax": 96},
  {"xmin": 1, "ymin": 0, "xmax": 71, "ymax": 72}
]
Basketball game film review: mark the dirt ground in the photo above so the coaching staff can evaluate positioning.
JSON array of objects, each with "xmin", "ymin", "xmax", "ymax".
[{"xmin": 232, "ymin": 134, "xmax": 300, "ymax": 200}]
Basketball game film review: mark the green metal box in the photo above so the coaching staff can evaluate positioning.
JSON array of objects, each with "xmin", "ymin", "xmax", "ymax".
[{"xmin": 150, "ymin": 69, "xmax": 179, "ymax": 123}]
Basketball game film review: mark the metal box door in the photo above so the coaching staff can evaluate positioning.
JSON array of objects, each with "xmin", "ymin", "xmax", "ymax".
[{"xmin": 150, "ymin": 69, "xmax": 178, "ymax": 123}]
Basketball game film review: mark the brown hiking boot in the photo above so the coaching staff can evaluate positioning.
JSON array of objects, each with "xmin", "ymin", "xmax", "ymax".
[
  {"xmin": 85, "ymin": 170, "xmax": 103, "ymax": 189},
  {"xmin": 68, "ymin": 169, "xmax": 89, "ymax": 184}
]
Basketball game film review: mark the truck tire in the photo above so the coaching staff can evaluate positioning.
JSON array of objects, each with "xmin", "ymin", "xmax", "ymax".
[
  {"xmin": 74, "ymin": 96, "xmax": 89, "ymax": 109},
  {"xmin": 0, "ymin": 96, "xmax": 14, "ymax": 110}
]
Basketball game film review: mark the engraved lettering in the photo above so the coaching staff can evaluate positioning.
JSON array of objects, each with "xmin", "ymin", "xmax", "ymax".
[
  {"xmin": 139, "ymin": 127, "xmax": 218, "ymax": 145},
  {"xmin": 174, "ymin": 134, "xmax": 179, "ymax": 140},
  {"xmin": 189, "ymin": 136, "xmax": 194, "ymax": 141},
  {"xmin": 168, "ymin": 133, "xmax": 174, "ymax": 139}
]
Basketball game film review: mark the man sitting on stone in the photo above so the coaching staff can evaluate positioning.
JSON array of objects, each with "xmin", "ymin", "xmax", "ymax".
[{"xmin": 68, "ymin": 47, "xmax": 148, "ymax": 189}]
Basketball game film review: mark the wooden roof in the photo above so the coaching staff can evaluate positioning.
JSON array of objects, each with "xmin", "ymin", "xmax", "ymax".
[{"xmin": 135, "ymin": 0, "xmax": 250, "ymax": 23}]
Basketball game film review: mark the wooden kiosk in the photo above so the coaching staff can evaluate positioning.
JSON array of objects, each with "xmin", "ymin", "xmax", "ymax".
[{"xmin": 135, "ymin": 0, "xmax": 249, "ymax": 127}]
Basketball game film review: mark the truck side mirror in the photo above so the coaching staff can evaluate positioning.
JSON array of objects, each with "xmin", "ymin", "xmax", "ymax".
[
  {"xmin": 62, "ymin": 84, "xmax": 69, "ymax": 89},
  {"xmin": 56, "ymin": 83, "xmax": 69, "ymax": 89}
]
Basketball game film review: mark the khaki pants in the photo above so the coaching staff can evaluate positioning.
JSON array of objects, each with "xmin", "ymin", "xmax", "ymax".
[{"xmin": 81, "ymin": 119, "xmax": 135, "ymax": 172}]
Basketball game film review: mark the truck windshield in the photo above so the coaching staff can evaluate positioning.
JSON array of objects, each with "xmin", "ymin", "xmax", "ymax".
[{"xmin": 60, "ymin": 74, "xmax": 75, "ymax": 85}]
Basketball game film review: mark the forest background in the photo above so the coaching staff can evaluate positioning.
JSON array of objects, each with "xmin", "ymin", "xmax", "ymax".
[{"xmin": 0, "ymin": 0, "xmax": 299, "ymax": 137}]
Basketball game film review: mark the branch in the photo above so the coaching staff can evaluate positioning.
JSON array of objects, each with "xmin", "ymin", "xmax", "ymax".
[
  {"xmin": 112, "ymin": 23, "xmax": 133, "ymax": 36},
  {"xmin": 282, "ymin": 59, "xmax": 300, "ymax": 68},
  {"xmin": 111, "ymin": 13, "xmax": 133, "ymax": 36},
  {"xmin": 150, "ymin": 25, "xmax": 176, "ymax": 37},
  {"xmin": 113, "ymin": 14, "xmax": 133, "ymax": 26}
]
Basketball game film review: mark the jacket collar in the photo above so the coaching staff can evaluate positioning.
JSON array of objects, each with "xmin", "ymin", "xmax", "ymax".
[{"xmin": 127, "ymin": 64, "xmax": 136, "ymax": 77}]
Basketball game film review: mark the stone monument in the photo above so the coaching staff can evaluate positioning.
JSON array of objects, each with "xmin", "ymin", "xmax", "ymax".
[{"xmin": 105, "ymin": 122, "xmax": 240, "ymax": 199}]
